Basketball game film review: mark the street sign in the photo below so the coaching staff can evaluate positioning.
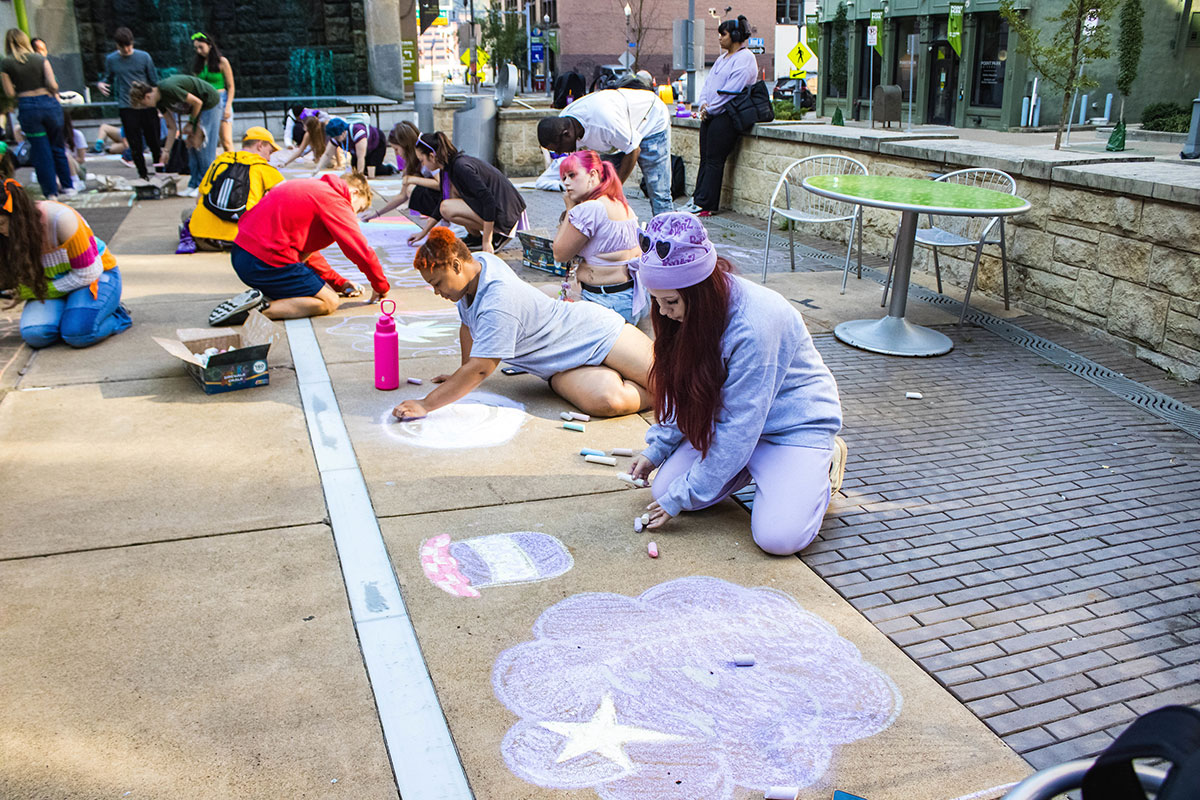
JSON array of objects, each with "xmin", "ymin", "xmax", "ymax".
[
  {"xmin": 618, "ymin": 51, "xmax": 635, "ymax": 69},
  {"xmin": 748, "ymin": 36, "xmax": 765, "ymax": 54},
  {"xmin": 788, "ymin": 40, "xmax": 816, "ymax": 71},
  {"xmin": 866, "ymin": 26, "xmax": 877, "ymax": 46},
  {"xmin": 531, "ymin": 42, "xmax": 545, "ymax": 63}
]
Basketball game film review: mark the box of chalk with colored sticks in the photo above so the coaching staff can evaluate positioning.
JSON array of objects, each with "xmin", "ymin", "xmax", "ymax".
[
  {"xmin": 152, "ymin": 309, "xmax": 282, "ymax": 394},
  {"xmin": 516, "ymin": 231, "xmax": 570, "ymax": 277}
]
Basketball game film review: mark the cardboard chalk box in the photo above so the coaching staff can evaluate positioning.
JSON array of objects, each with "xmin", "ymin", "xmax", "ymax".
[
  {"xmin": 517, "ymin": 231, "xmax": 570, "ymax": 277},
  {"xmin": 154, "ymin": 310, "xmax": 282, "ymax": 394}
]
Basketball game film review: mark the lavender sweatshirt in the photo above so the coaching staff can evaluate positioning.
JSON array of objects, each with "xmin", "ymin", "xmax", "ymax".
[
  {"xmin": 642, "ymin": 275, "xmax": 843, "ymax": 517},
  {"xmin": 698, "ymin": 48, "xmax": 758, "ymax": 114}
]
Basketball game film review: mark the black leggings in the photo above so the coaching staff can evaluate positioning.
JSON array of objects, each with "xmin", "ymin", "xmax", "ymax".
[
  {"xmin": 409, "ymin": 185, "xmax": 442, "ymax": 219},
  {"xmin": 119, "ymin": 106, "xmax": 162, "ymax": 180},
  {"xmin": 692, "ymin": 112, "xmax": 741, "ymax": 212},
  {"xmin": 351, "ymin": 139, "xmax": 388, "ymax": 172}
]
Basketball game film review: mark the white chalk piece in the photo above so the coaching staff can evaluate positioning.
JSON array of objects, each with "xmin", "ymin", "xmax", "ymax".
[
  {"xmin": 563, "ymin": 422, "xmax": 585, "ymax": 432},
  {"xmin": 641, "ymin": 513, "xmax": 650, "ymax": 525},
  {"xmin": 634, "ymin": 518, "xmax": 643, "ymax": 533},
  {"xmin": 616, "ymin": 472, "xmax": 648, "ymax": 489},
  {"xmin": 569, "ymin": 412, "xmax": 591, "ymax": 422},
  {"xmin": 584, "ymin": 454, "xmax": 617, "ymax": 466},
  {"xmin": 905, "ymin": 391, "xmax": 923, "ymax": 400},
  {"xmin": 610, "ymin": 447, "xmax": 634, "ymax": 457},
  {"xmin": 407, "ymin": 377, "xmax": 423, "ymax": 385},
  {"xmin": 733, "ymin": 654, "xmax": 756, "ymax": 666},
  {"xmin": 560, "ymin": 411, "xmax": 574, "ymax": 421},
  {"xmin": 647, "ymin": 541, "xmax": 658, "ymax": 558},
  {"xmin": 764, "ymin": 788, "xmax": 799, "ymax": 800}
]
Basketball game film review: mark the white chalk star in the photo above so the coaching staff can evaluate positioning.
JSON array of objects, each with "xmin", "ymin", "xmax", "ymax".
[{"xmin": 539, "ymin": 694, "xmax": 686, "ymax": 772}]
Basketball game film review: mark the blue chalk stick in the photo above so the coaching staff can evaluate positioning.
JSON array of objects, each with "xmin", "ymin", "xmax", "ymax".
[{"xmin": 580, "ymin": 448, "xmax": 605, "ymax": 457}]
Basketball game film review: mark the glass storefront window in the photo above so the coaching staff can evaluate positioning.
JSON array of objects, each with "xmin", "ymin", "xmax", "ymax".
[
  {"xmin": 857, "ymin": 22, "xmax": 883, "ymax": 100},
  {"xmin": 972, "ymin": 12, "xmax": 1008, "ymax": 108},
  {"xmin": 891, "ymin": 18, "xmax": 916, "ymax": 101}
]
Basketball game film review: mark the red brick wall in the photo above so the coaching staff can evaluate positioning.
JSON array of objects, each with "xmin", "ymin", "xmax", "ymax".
[{"xmin": 554, "ymin": 0, "xmax": 775, "ymax": 86}]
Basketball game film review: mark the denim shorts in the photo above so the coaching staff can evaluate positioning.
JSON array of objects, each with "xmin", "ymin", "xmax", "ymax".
[
  {"xmin": 580, "ymin": 285, "xmax": 642, "ymax": 325},
  {"xmin": 230, "ymin": 245, "xmax": 325, "ymax": 300}
]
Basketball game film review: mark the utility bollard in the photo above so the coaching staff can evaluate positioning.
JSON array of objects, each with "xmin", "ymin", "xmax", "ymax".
[{"xmin": 1182, "ymin": 93, "xmax": 1200, "ymax": 160}]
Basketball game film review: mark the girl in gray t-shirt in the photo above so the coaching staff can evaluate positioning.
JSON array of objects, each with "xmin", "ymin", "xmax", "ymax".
[{"xmin": 391, "ymin": 227, "xmax": 653, "ymax": 422}]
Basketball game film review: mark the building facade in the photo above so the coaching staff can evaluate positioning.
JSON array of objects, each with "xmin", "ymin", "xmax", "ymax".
[{"xmin": 815, "ymin": 0, "xmax": 1200, "ymax": 130}]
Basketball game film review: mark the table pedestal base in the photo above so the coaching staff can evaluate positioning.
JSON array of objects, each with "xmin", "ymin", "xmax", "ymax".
[{"xmin": 834, "ymin": 315, "xmax": 954, "ymax": 357}]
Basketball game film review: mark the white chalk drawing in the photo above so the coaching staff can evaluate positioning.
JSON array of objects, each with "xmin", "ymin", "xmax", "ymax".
[
  {"xmin": 321, "ymin": 219, "xmax": 429, "ymax": 289},
  {"xmin": 493, "ymin": 576, "xmax": 902, "ymax": 799},
  {"xmin": 326, "ymin": 308, "xmax": 460, "ymax": 356},
  {"xmin": 382, "ymin": 390, "xmax": 529, "ymax": 450},
  {"xmin": 420, "ymin": 531, "xmax": 574, "ymax": 597}
]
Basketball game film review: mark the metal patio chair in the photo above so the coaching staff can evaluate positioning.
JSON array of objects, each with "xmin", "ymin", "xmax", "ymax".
[
  {"xmin": 762, "ymin": 154, "xmax": 867, "ymax": 291},
  {"xmin": 880, "ymin": 167, "xmax": 1016, "ymax": 324}
]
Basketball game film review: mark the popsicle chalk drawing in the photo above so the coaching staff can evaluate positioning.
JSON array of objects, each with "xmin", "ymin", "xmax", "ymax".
[
  {"xmin": 493, "ymin": 576, "xmax": 901, "ymax": 798},
  {"xmin": 420, "ymin": 532, "xmax": 574, "ymax": 598}
]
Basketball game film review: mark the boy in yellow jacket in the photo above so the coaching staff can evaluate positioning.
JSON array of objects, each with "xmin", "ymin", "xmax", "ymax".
[{"xmin": 178, "ymin": 126, "xmax": 283, "ymax": 253}]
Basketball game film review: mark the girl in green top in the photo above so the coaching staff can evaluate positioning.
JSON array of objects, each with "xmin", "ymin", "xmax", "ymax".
[
  {"xmin": 191, "ymin": 33, "xmax": 235, "ymax": 153},
  {"xmin": 1, "ymin": 29, "xmax": 73, "ymax": 200}
]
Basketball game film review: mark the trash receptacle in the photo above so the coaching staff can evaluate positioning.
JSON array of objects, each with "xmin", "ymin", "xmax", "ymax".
[
  {"xmin": 453, "ymin": 94, "xmax": 497, "ymax": 164},
  {"xmin": 415, "ymin": 81, "xmax": 443, "ymax": 134}
]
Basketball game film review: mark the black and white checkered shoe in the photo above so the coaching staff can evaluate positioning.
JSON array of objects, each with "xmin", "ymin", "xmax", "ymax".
[{"xmin": 208, "ymin": 289, "xmax": 266, "ymax": 326}]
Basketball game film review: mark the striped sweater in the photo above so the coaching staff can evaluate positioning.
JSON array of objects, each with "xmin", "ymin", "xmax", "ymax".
[{"xmin": 19, "ymin": 207, "xmax": 116, "ymax": 300}]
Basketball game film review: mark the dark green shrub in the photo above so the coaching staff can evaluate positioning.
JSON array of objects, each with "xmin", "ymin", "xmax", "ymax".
[
  {"xmin": 772, "ymin": 100, "xmax": 805, "ymax": 121},
  {"xmin": 1141, "ymin": 101, "xmax": 1190, "ymax": 130}
]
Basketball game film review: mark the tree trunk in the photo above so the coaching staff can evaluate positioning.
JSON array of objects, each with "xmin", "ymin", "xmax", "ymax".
[
  {"xmin": 1055, "ymin": 88, "xmax": 1072, "ymax": 149},
  {"xmin": 1119, "ymin": 96, "xmax": 1126, "ymax": 124}
]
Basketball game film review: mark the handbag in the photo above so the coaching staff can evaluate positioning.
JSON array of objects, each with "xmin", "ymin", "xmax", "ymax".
[{"xmin": 722, "ymin": 80, "xmax": 774, "ymax": 134}]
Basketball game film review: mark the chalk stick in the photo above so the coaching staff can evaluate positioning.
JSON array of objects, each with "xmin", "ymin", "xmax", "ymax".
[
  {"xmin": 580, "ymin": 448, "xmax": 606, "ymax": 457},
  {"xmin": 905, "ymin": 391, "xmax": 923, "ymax": 400},
  {"xmin": 610, "ymin": 448, "xmax": 634, "ymax": 457},
  {"xmin": 732, "ymin": 654, "xmax": 756, "ymax": 666},
  {"xmin": 616, "ymin": 473, "xmax": 648, "ymax": 488},
  {"xmin": 647, "ymin": 541, "xmax": 658, "ymax": 558},
  {"xmin": 398, "ymin": 414, "xmax": 426, "ymax": 421},
  {"xmin": 634, "ymin": 517, "xmax": 643, "ymax": 533},
  {"xmin": 585, "ymin": 454, "xmax": 617, "ymax": 466},
  {"xmin": 641, "ymin": 513, "xmax": 650, "ymax": 525},
  {"xmin": 569, "ymin": 412, "xmax": 591, "ymax": 422},
  {"xmin": 407, "ymin": 377, "xmax": 423, "ymax": 385},
  {"xmin": 764, "ymin": 788, "xmax": 798, "ymax": 800},
  {"xmin": 563, "ymin": 422, "xmax": 585, "ymax": 432},
  {"xmin": 560, "ymin": 412, "xmax": 575, "ymax": 421}
]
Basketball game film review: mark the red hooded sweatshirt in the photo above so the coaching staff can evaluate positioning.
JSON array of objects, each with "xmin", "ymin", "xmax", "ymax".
[{"xmin": 234, "ymin": 174, "xmax": 390, "ymax": 295}]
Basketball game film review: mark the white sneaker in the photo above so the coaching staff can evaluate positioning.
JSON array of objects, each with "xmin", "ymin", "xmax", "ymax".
[
  {"xmin": 181, "ymin": 187, "xmax": 199, "ymax": 198},
  {"xmin": 60, "ymin": 186, "xmax": 78, "ymax": 198},
  {"xmin": 677, "ymin": 201, "xmax": 702, "ymax": 214}
]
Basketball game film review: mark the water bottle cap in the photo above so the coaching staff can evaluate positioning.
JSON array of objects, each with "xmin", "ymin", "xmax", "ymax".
[
  {"xmin": 381, "ymin": 299, "xmax": 396, "ymax": 316},
  {"xmin": 377, "ymin": 299, "xmax": 397, "ymax": 333}
]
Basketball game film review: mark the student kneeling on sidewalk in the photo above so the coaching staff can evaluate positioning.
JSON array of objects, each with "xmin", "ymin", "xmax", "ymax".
[
  {"xmin": 208, "ymin": 172, "xmax": 390, "ymax": 325},
  {"xmin": 178, "ymin": 126, "xmax": 284, "ymax": 253}
]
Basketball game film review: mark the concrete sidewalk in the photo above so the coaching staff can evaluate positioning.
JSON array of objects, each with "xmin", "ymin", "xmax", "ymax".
[{"xmin": 1, "ymin": 163, "xmax": 1197, "ymax": 799}]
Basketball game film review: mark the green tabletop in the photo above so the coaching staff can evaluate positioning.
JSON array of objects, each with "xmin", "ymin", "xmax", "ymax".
[{"xmin": 804, "ymin": 174, "xmax": 1031, "ymax": 216}]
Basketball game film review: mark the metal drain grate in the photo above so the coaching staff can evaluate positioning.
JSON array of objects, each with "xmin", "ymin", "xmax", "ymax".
[{"xmin": 703, "ymin": 216, "xmax": 1200, "ymax": 441}]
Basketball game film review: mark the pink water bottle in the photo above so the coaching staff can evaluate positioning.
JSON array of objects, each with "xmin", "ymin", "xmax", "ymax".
[{"xmin": 374, "ymin": 299, "xmax": 400, "ymax": 390}]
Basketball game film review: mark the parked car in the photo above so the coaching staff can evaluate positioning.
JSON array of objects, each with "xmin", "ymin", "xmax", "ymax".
[
  {"xmin": 773, "ymin": 78, "xmax": 814, "ymax": 109},
  {"xmin": 592, "ymin": 64, "xmax": 633, "ymax": 91}
]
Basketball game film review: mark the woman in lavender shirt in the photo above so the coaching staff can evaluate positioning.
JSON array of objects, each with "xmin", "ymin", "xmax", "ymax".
[{"xmin": 682, "ymin": 15, "xmax": 758, "ymax": 216}]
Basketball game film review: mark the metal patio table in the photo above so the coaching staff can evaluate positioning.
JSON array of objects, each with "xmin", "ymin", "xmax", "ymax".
[{"xmin": 803, "ymin": 174, "xmax": 1030, "ymax": 357}]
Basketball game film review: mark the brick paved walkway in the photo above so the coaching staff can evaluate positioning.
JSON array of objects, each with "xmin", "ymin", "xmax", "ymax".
[{"xmin": 808, "ymin": 325, "xmax": 1200, "ymax": 769}]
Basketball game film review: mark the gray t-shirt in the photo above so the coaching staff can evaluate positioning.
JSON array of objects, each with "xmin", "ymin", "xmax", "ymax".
[
  {"xmin": 457, "ymin": 253, "xmax": 626, "ymax": 380},
  {"xmin": 103, "ymin": 49, "xmax": 158, "ymax": 109}
]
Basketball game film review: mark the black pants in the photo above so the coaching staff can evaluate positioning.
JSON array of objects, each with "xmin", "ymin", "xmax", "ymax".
[
  {"xmin": 119, "ymin": 106, "xmax": 162, "ymax": 180},
  {"xmin": 692, "ymin": 112, "xmax": 740, "ymax": 212},
  {"xmin": 408, "ymin": 185, "xmax": 442, "ymax": 219},
  {"xmin": 351, "ymin": 139, "xmax": 388, "ymax": 172}
]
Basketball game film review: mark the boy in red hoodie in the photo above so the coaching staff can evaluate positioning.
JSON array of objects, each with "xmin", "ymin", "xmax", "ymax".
[{"xmin": 208, "ymin": 172, "xmax": 390, "ymax": 325}]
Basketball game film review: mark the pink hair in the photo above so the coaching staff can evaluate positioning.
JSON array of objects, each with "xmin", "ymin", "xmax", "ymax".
[{"xmin": 559, "ymin": 150, "xmax": 629, "ymax": 210}]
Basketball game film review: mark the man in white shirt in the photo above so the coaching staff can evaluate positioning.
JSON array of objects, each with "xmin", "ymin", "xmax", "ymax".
[{"xmin": 537, "ymin": 88, "xmax": 673, "ymax": 216}]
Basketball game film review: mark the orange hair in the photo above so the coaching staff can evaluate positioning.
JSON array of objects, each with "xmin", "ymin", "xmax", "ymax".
[{"xmin": 414, "ymin": 226, "xmax": 471, "ymax": 271}]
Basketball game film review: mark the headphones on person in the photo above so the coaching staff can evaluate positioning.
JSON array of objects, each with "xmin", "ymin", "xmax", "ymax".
[{"xmin": 721, "ymin": 15, "xmax": 751, "ymax": 43}]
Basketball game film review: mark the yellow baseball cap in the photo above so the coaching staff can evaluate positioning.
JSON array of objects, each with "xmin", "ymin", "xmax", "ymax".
[{"xmin": 242, "ymin": 126, "xmax": 279, "ymax": 151}]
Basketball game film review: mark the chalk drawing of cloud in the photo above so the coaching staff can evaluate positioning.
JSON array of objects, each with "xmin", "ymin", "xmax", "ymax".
[
  {"xmin": 493, "ymin": 576, "xmax": 901, "ymax": 799},
  {"xmin": 383, "ymin": 391, "xmax": 528, "ymax": 450},
  {"xmin": 421, "ymin": 532, "xmax": 574, "ymax": 598},
  {"xmin": 326, "ymin": 309, "xmax": 460, "ymax": 355}
]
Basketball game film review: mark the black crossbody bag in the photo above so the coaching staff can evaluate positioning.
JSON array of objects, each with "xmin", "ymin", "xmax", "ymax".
[{"xmin": 719, "ymin": 80, "xmax": 774, "ymax": 134}]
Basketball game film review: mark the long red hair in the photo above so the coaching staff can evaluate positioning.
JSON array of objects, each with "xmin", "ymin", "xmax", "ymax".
[
  {"xmin": 649, "ymin": 258, "xmax": 736, "ymax": 456},
  {"xmin": 559, "ymin": 150, "xmax": 629, "ymax": 210}
]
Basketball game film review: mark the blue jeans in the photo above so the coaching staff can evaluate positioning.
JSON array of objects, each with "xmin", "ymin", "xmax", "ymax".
[
  {"xmin": 187, "ymin": 104, "xmax": 223, "ymax": 188},
  {"xmin": 20, "ymin": 264, "xmax": 132, "ymax": 349},
  {"xmin": 17, "ymin": 95, "xmax": 73, "ymax": 198},
  {"xmin": 581, "ymin": 285, "xmax": 643, "ymax": 325},
  {"xmin": 637, "ymin": 128, "xmax": 673, "ymax": 217}
]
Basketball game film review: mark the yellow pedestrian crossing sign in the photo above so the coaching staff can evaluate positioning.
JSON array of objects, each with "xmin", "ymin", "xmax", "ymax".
[{"xmin": 788, "ymin": 40, "xmax": 816, "ymax": 80}]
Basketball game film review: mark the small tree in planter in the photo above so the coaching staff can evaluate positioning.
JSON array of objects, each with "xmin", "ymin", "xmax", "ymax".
[
  {"xmin": 1106, "ymin": 0, "xmax": 1143, "ymax": 150},
  {"xmin": 1001, "ymin": 0, "xmax": 1119, "ymax": 149},
  {"xmin": 830, "ymin": 3, "xmax": 849, "ymax": 100}
]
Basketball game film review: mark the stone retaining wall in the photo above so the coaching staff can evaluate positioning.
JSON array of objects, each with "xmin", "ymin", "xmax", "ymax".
[{"xmin": 670, "ymin": 120, "xmax": 1200, "ymax": 380}]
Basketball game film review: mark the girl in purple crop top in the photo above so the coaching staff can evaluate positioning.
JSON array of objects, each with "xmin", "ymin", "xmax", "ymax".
[{"xmin": 552, "ymin": 150, "xmax": 645, "ymax": 324}]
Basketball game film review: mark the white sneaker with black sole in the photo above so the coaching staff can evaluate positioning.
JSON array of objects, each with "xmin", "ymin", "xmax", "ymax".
[
  {"xmin": 677, "ymin": 201, "xmax": 703, "ymax": 214},
  {"xmin": 209, "ymin": 289, "xmax": 266, "ymax": 326}
]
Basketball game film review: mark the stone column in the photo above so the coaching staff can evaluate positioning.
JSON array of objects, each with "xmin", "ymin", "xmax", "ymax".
[{"xmin": 363, "ymin": 0, "xmax": 409, "ymax": 99}]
